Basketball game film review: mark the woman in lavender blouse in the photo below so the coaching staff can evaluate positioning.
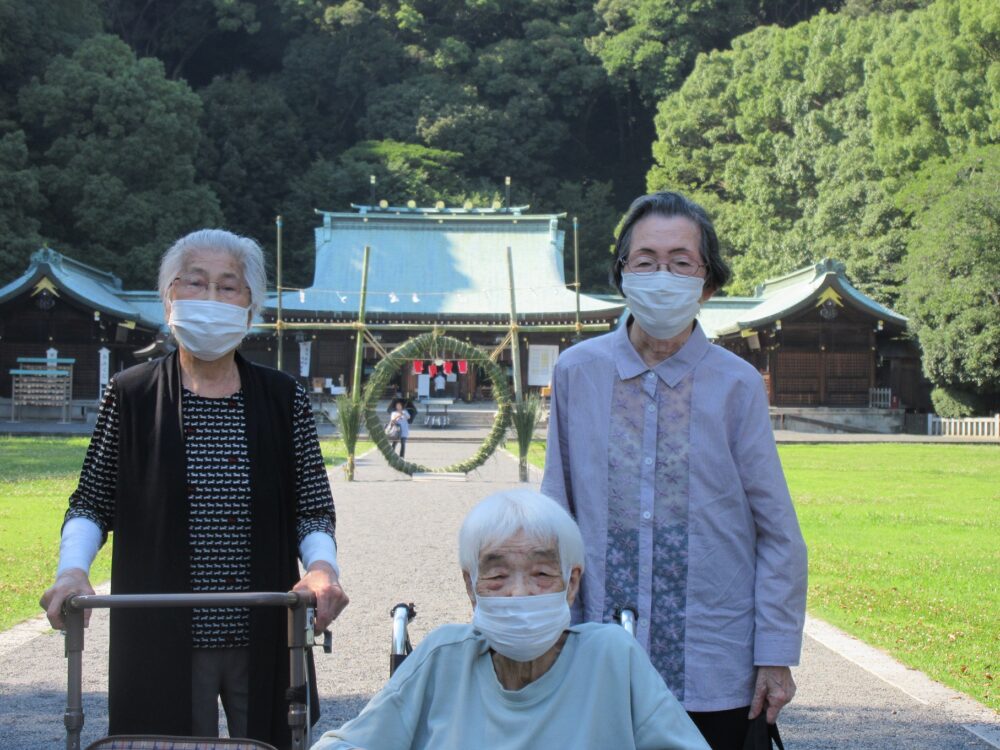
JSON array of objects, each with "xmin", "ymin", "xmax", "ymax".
[{"xmin": 541, "ymin": 192, "xmax": 808, "ymax": 750}]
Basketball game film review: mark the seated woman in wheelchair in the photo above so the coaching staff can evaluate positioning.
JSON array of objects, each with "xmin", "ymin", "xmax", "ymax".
[{"xmin": 312, "ymin": 489, "xmax": 708, "ymax": 750}]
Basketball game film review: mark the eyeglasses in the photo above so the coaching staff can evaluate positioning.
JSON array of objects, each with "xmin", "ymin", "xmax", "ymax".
[
  {"xmin": 620, "ymin": 255, "xmax": 707, "ymax": 277},
  {"xmin": 171, "ymin": 274, "xmax": 250, "ymax": 303}
]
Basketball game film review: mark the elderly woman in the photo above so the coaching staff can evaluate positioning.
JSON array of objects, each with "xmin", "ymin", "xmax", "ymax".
[
  {"xmin": 312, "ymin": 489, "xmax": 709, "ymax": 750},
  {"xmin": 40, "ymin": 229, "xmax": 349, "ymax": 746},
  {"xmin": 541, "ymin": 192, "xmax": 808, "ymax": 750}
]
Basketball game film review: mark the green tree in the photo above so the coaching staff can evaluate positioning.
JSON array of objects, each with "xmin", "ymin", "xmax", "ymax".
[
  {"xmin": 588, "ymin": 0, "xmax": 759, "ymax": 105},
  {"xmin": 18, "ymin": 35, "xmax": 222, "ymax": 285},
  {"xmin": 197, "ymin": 72, "xmax": 310, "ymax": 244},
  {"xmin": 0, "ymin": 0, "xmax": 102, "ymax": 99},
  {"xmin": 281, "ymin": 140, "xmax": 473, "ymax": 286},
  {"xmin": 103, "ymin": 0, "xmax": 268, "ymax": 80},
  {"xmin": 897, "ymin": 145, "xmax": 1000, "ymax": 410},
  {"xmin": 866, "ymin": 0, "xmax": 1000, "ymax": 180},
  {"xmin": 0, "ymin": 130, "xmax": 44, "ymax": 280},
  {"xmin": 648, "ymin": 0, "xmax": 997, "ymax": 301}
]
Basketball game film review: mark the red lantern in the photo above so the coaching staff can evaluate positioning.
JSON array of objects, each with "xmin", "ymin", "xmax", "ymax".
[
  {"xmin": 428, "ymin": 364, "xmax": 438, "ymax": 377},
  {"xmin": 458, "ymin": 359, "xmax": 468, "ymax": 374},
  {"xmin": 413, "ymin": 360, "xmax": 424, "ymax": 374},
  {"xmin": 443, "ymin": 361, "xmax": 454, "ymax": 375}
]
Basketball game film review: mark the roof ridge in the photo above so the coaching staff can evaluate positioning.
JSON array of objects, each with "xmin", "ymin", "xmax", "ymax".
[{"xmin": 31, "ymin": 247, "xmax": 124, "ymax": 290}]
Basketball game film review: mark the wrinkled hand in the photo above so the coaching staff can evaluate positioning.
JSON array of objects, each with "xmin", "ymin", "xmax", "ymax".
[
  {"xmin": 293, "ymin": 562, "xmax": 349, "ymax": 632},
  {"xmin": 40, "ymin": 568, "xmax": 95, "ymax": 630},
  {"xmin": 749, "ymin": 666, "xmax": 796, "ymax": 723}
]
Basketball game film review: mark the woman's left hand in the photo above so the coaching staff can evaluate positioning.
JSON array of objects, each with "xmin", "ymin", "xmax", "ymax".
[
  {"xmin": 749, "ymin": 665, "xmax": 796, "ymax": 723},
  {"xmin": 293, "ymin": 562, "xmax": 349, "ymax": 632}
]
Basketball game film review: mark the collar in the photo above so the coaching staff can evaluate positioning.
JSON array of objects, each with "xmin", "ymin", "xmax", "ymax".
[{"xmin": 613, "ymin": 318, "xmax": 710, "ymax": 387}]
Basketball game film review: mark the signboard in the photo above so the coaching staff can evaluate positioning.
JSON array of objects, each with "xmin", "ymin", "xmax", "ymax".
[
  {"xmin": 527, "ymin": 344, "xmax": 560, "ymax": 387},
  {"xmin": 299, "ymin": 341, "xmax": 311, "ymax": 377},
  {"xmin": 98, "ymin": 347, "xmax": 110, "ymax": 397},
  {"xmin": 417, "ymin": 373, "xmax": 431, "ymax": 399}
]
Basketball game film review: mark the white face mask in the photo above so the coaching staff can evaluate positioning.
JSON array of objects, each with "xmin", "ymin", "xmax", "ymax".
[
  {"xmin": 472, "ymin": 591, "xmax": 571, "ymax": 663},
  {"xmin": 168, "ymin": 299, "xmax": 250, "ymax": 362},
  {"xmin": 621, "ymin": 270, "xmax": 705, "ymax": 340}
]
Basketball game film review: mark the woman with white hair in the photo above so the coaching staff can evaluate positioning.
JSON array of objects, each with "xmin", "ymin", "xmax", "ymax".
[
  {"xmin": 40, "ymin": 229, "xmax": 349, "ymax": 746},
  {"xmin": 312, "ymin": 489, "xmax": 708, "ymax": 750}
]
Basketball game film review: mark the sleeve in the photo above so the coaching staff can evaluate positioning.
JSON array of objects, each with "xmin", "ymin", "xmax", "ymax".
[
  {"xmin": 733, "ymin": 376, "xmax": 808, "ymax": 667},
  {"xmin": 291, "ymin": 385, "xmax": 338, "ymax": 546},
  {"xmin": 64, "ymin": 382, "xmax": 119, "ymax": 541},
  {"xmin": 56, "ymin": 517, "xmax": 102, "ymax": 577},
  {"xmin": 540, "ymin": 360, "xmax": 574, "ymax": 515},
  {"xmin": 310, "ymin": 640, "xmax": 429, "ymax": 750},
  {"xmin": 310, "ymin": 686, "xmax": 412, "ymax": 750},
  {"xmin": 539, "ymin": 360, "xmax": 583, "ymax": 622},
  {"xmin": 628, "ymin": 639, "xmax": 711, "ymax": 750}
]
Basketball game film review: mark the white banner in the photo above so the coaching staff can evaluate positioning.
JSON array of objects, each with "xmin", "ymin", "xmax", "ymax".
[
  {"xmin": 417, "ymin": 373, "xmax": 431, "ymax": 399},
  {"xmin": 299, "ymin": 341, "xmax": 312, "ymax": 377},
  {"xmin": 98, "ymin": 347, "xmax": 110, "ymax": 397},
  {"xmin": 527, "ymin": 344, "xmax": 560, "ymax": 386}
]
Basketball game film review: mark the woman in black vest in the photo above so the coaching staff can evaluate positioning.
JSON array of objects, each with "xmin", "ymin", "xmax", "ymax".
[{"xmin": 40, "ymin": 229, "xmax": 349, "ymax": 747}]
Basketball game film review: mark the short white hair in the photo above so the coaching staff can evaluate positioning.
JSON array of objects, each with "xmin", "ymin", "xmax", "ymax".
[
  {"xmin": 158, "ymin": 228, "xmax": 267, "ymax": 314},
  {"xmin": 458, "ymin": 489, "xmax": 584, "ymax": 585}
]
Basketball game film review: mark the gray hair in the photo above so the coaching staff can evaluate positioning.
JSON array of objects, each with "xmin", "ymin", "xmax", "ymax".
[
  {"xmin": 609, "ymin": 191, "xmax": 732, "ymax": 294},
  {"xmin": 458, "ymin": 489, "xmax": 585, "ymax": 586},
  {"xmin": 158, "ymin": 228, "xmax": 268, "ymax": 314}
]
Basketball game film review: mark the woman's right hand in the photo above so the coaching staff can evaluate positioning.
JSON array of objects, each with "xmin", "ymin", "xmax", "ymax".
[{"xmin": 40, "ymin": 568, "xmax": 95, "ymax": 630}]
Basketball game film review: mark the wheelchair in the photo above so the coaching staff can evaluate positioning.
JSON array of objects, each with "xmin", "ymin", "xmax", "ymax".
[{"xmin": 387, "ymin": 602, "xmax": 637, "ymax": 677}]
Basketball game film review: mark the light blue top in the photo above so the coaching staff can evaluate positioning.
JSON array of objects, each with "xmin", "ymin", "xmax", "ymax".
[
  {"xmin": 541, "ymin": 322, "xmax": 808, "ymax": 711},
  {"xmin": 311, "ymin": 622, "xmax": 709, "ymax": 750}
]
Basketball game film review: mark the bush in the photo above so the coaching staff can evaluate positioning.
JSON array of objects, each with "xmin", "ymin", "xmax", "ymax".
[{"xmin": 930, "ymin": 387, "xmax": 984, "ymax": 418}]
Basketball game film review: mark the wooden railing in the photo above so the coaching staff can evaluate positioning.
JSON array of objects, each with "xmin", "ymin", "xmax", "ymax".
[
  {"xmin": 868, "ymin": 387, "xmax": 892, "ymax": 409},
  {"xmin": 927, "ymin": 414, "xmax": 999, "ymax": 439}
]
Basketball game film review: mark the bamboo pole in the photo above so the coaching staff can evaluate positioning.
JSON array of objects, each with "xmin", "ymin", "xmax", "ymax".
[
  {"xmin": 275, "ymin": 215, "xmax": 284, "ymax": 371},
  {"xmin": 507, "ymin": 246, "xmax": 523, "ymax": 403},
  {"xmin": 351, "ymin": 246, "xmax": 371, "ymax": 398},
  {"xmin": 573, "ymin": 216, "xmax": 581, "ymax": 340}
]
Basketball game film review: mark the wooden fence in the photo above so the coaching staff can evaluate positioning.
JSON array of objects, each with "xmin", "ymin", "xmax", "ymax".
[
  {"xmin": 868, "ymin": 387, "xmax": 892, "ymax": 409},
  {"xmin": 926, "ymin": 414, "xmax": 1000, "ymax": 439}
]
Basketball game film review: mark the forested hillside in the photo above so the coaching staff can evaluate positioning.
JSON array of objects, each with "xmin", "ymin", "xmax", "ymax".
[
  {"xmin": 648, "ymin": 0, "xmax": 998, "ymax": 412},
  {"xmin": 0, "ymin": 0, "xmax": 839, "ymax": 290},
  {"xmin": 0, "ymin": 0, "xmax": 996, "ymax": 410}
]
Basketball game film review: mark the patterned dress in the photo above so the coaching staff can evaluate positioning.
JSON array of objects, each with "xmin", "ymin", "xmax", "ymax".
[{"xmin": 66, "ymin": 382, "xmax": 335, "ymax": 648}]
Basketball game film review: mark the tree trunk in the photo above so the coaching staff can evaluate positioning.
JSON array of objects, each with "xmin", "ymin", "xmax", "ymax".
[
  {"xmin": 519, "ymin": 454, "xmax": 528, "ymax": 483},
  {"xmin": 346, "ymin": 454, "xmax": 355, "ymax": 482}
]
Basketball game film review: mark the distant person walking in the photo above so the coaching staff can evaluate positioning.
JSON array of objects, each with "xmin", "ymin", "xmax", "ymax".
[
  {"xmin": 434, "ymin": 373, "xmax": 446, "ymax": 396},
  {"xmin": 541, "ymin": 192, "xmax": 807, "ymax": 750},
  {"xmin": 388, "ymin": 398, "xmax": 410, "ymax": 457}
]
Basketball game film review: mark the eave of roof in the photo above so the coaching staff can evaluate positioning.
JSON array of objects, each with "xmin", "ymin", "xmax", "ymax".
[
  {"xmin": 712, "ymin": 260, "xmax": 907, "ymax": 336},
  {"xmin": 0, "ymin": 248, "xmax": 162, "ymax": 329}
]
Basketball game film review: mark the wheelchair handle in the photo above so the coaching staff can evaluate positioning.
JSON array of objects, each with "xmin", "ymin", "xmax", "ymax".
[
  {"xmin": 389, "ymin": 602, "xmax": 416, "ymax": 677},
  {"xmin": 615, "ymin": 606, "xmax": 637, "ymax": 638}
]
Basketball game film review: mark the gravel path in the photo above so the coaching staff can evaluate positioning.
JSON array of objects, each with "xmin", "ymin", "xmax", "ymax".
[{"xmin": 1, "ymin": 440, "xmax": 996, "ymax": 748}]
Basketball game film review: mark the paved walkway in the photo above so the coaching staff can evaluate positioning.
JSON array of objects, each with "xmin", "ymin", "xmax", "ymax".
[{"xmin": 1, "ymin": 440, "xmax": 997, "ymax": 748}]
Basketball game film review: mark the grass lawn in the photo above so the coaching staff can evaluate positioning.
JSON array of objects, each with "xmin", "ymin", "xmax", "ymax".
[
  {"xmin": 529, "ymin": 442, "xmax": 999, "ymax": 710},
  {"xmin": 0, "ymin": 436, "xmax": 372, "ymax": 631}
]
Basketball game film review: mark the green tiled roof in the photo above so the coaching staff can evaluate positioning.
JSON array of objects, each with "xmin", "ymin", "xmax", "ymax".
[
  {"xmin": 275, "ymin": 206, "xmax": 625, "ymax": 319},
  {"xmin": 700, "ymin": 258, "xmax": 906, "ymax": 338},
  {"xmin": 0, "ymin": 248, "xmax": 163, "ymax": 329},
  {"xmin": 616, "ymin": 259, "xmax": 907, "ymax": 339}
]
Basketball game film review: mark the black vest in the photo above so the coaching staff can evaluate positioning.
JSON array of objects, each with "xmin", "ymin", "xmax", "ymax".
[{"xmin": 107, "ymin": 350, "xmax": 318, "ymax": 746}]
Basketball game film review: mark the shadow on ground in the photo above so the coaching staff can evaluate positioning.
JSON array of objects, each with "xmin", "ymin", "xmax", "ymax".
[{"xmin": 0, "ymin": 685, "xmax": 375, "ymax": 749}]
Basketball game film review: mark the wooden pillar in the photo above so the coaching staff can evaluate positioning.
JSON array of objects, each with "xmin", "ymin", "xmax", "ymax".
[{"xmin": 868, "ymin": 328, "xmax": 877, "ymax": 390}]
